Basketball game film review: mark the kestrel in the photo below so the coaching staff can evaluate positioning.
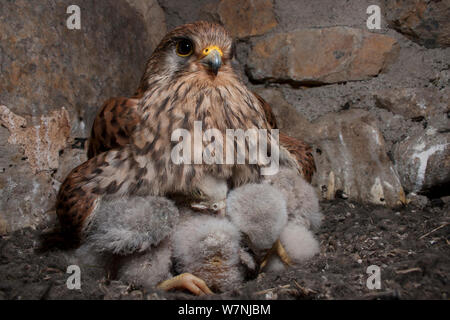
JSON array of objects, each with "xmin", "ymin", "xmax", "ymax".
[
  {"xmin": 87, "ymin": 92, "xmax": 316, "ymax": 183},
  {"xmin": 56, "ymin": 21, "xmax": 301, "ymax": 243}
]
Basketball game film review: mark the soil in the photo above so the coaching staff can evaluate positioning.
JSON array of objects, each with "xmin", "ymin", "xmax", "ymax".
[{"xmin": 0, "ymin": 199, "xmax": 448, "ymax": 300}]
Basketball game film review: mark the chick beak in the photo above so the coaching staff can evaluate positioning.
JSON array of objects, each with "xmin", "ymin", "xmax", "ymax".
[{"xmin": 201, "ymin": 47, "xmax": 222, "ymax": 76}]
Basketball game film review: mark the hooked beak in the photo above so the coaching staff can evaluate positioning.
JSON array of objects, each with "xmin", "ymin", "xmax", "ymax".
[{"xmin": 201, "ymin": 46, "xmax": 222, "ymax": 76}]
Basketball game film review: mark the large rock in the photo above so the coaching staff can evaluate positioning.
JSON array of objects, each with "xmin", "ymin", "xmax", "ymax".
[
  {"xmin": 0, "ymin": 0, "xmax": 166, "ymax": 234},
  {"xmin": 394, "ymin": 129, "xmax": 449, "ymax": 193},
  {"xmin": 374, "ymin": 87, "xmax": 448, "ymax": 120},
  {"xmin": 252, "ymin": 87, "xmax": 406, "ymax": 207},
  {"xmin": 0, "ymin": 0, "xmax": 163, "ymax": 128},
  {"xmin": 125, "ymin": 0, "xmax": 167, "ymax": 50},
  {"xmin": 374, "ymin": 87, "xmax": 450, "ymax": 133},
  {"xmin": 158, "ymin": 0, "xmax": 277, "ymax": 38},
  {"xmin": 216, "ymin": 0, "xmax": 277, "ymax": 38},
  {"xmin": 0, "ymin": 105, "xmax": 70, "ymax": 174},
  {"xmin": 247, "ymin": 27, "xmax": 398, "ymax": 85},
  {"xmin": 252, "ymin": 87, "xmax": 313, "ymax": 142},
  {"xmin": 311, "ymin": 110, "xmax": 406, "ymax": 207},
  {"xmin": 383, "ymin": 0, "xmax": 450, "ymax": 48}
]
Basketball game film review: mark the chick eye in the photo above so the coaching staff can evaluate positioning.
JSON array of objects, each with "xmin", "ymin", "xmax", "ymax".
[
  {"xmin": 193, "ymin": 189, "xmax": 204, "ymax": 198},
  {"xmin": 176, "ymin": 39, "xmax": 194, "ymax": 57}
]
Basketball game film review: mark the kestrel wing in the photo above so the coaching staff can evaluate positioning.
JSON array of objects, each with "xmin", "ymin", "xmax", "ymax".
[
  {"xmin": 279, "ymin": 132, "xmax": 316, "ymax": 183},
  {"xmin": 252, "ymin": 91, "xmax": 278, "ymax": 129},
  {"xmin": 87, "ymin": 97, "xmax": 141, "ymax": 159}
]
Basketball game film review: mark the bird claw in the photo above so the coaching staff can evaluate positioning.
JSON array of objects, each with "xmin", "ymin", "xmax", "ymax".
[
  {"xmin": 157, "ymin": 273, "xmax": 214, "ymax": 296},
  {"xmin": 260, "ymin": 239, "xmax": 292, "ymax": 270},
  {"xmin": 275, "ymin": 239, "xmax": 292, "ymax": 266}
]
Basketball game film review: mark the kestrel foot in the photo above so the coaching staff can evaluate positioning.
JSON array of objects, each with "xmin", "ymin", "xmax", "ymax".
[
  {"xmin": 260, "ymin": 239, "xmax": 292, "ymax": 270},
  {"xmin": 157, "ymin": 273, "xmax": 213, "ymax": 296},
  {"xmin": 274, "ymin": 239, "xmax": 292, "ymax": 266}
]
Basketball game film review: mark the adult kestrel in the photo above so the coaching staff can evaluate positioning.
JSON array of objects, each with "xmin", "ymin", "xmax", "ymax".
[{"xmin": 56, "ymin": 22, "xmax": 301, "ymax": 243}]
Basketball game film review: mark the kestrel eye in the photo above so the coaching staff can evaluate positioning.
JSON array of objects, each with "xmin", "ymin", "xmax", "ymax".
[{"xmin": 176, "ymin": 39, "xmax": 194, "ymax": 57}]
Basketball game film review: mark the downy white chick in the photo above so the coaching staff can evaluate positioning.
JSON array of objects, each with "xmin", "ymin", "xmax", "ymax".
[
  {"xmin": 262, "ymin": 167, "xmax": 323, "ymax": 272},
  {"xmin": 85, "ymin": 195, "xmax": 180, "ymax": 255},
  {"xmin": 167, "ymin": 175, "xmax": 257, "ymax": 294},
  {"xmin": 264, "ymin": 167, "xmax": 323, "ymax": 231},
  {"xmin": 188, "ymin": 174, "xmax": 228, "ymax": 215},
  {"xmin": 73, "ymin": 195, "xmax": 180, "ymax": 289},
  {"xmin": 226, "ymin": 183, "xmax": 288, "ymax": 264},
  {"xmin": 171, "ymin": 212, "xmax": 247, "ymax": 293},
  {"xmin": 77, "ymin": 176, "xmax": 232, "ymax": 295},
  {"xmin": 116, "ymin": 238, "xmax": 173, "ymax": 289}
]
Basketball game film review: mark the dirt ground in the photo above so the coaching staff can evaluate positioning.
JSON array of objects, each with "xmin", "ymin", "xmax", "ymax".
[{"xmin": 0, "ymin": 199, "xmax": 448, "ymax": 300}]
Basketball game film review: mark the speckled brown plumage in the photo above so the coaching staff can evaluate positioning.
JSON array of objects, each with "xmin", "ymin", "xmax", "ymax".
[
  {"xmin": 88, "ymin": 93, "xmax": 316, "ymax": 182},
  {"xmin": 56, "ymin": 22, "xmax": 299, "ymax": 242},
  {"xmin": 87, "ymin": 97, "xmax": 140, "ymax": 159}
]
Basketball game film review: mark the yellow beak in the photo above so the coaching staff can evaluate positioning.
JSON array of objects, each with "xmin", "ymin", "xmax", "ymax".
[{"xmin": 201, "ymin": 46, "xmax": 223, "ymax": 75}]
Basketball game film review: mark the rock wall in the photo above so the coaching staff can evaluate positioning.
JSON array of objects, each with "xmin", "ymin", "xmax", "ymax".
[{"xmin": 0, "ymin": 0, "xmax": 448, "ymax": 234}]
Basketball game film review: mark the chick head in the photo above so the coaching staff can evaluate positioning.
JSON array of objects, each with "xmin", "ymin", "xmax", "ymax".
[{"xmin": 190, "ymin": 175, "xmax": 228, "ymax": 215}]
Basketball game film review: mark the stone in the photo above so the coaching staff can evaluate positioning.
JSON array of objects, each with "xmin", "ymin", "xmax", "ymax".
[
  {"xmin": 0, "ymin": 0, "xmax": 159, "ymax": 128},
  {"xmin": 216, "ymin": 0, "xmax": 277, "ymax": 38},
  {"xmin": 311, "ymin": 109, "xmax": 406, "ymax": 207},
  {"xmin": 374, "ymin": 87, "xmax": 449, "ymax": 120},
  {"xmin": 383, "ymin": 0, "xmax": 450, "ymax": 48},
  {"xmin": 247, "ymin": 27, "xmax": 398, "ymax": 85},
  {"xmin": 0, "ymin": 105, "xmax": 70, "ymax": 173},
  {"xmin": 406, "ymin": 192, "xmax": 429, "ymax": 209},
  {"xmin": 251, "ymin": 88, "xmax": 407, "ymax": 207},
  {"xmin": 0, "ymin": 169, "xmax": 56, "ymax": 235},
  {"xmin": 394, "ymin": 129, "xmax": 449, "ymax": 193},
  {"xmin": 125, "ymin": 0, "xmax": 167, "ymax": 51},
  {"xmin": 252, "ymin": 87, "xmax": 313, "ymax": 142}
]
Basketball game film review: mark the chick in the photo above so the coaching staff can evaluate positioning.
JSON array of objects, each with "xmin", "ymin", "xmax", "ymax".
[
  {"xmin": 264, "ymin": 167, "xmax": 323, "ymax": 231},
  {"xmin": 79, "ymin": 176, "xmax": 231, "ymax": 296},
  {"xmin": 262, "ymin": 167, "xmax": 323, "ymax": 271},
  {"xmin": 171, "ymin": 212, "xmax": 247, "ymax": 293},
  {"xmin": 262, "ymin": 223, "xmax": 320, "ymax": 272},
  {"xmin": 226, "ymin": 183, "xmax": 288, "ymax": 263},
  {"xmin": 85, "ymin": 195, "xmax": 180, "ymax": 255},
  {"xmin": 162, "ymin": 175, "xmax": 255, "ymax": 294},
  {"xmin": 116, "ymin": 238, "xmax": 173, "ymax": 290},
  {"xmin": 69, "ymin": 196, "xmax": 180, "ymax": 289},
  {"xmin": 188, "ymin": 174, "xmax": 228, "ymax": 215}
]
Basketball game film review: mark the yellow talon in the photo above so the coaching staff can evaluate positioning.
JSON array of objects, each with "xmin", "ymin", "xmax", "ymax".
[
  {"xmin": 157, "ymin": 273, "xmax": 213, "ymax": 296},
  {"xmin": 260, "ymin": 239, "xmax": 292, "ymax": 270}
]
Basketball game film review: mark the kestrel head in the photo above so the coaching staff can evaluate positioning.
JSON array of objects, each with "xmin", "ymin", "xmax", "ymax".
[{"xmin": 139, "ymin": 21, "xmax": 236, "ymax": 92}]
